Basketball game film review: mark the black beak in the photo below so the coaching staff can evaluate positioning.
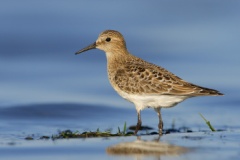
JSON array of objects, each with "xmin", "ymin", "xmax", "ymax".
[{"xmin": 75, "ymin": 42, "xmax": 96, "ymax": 55}]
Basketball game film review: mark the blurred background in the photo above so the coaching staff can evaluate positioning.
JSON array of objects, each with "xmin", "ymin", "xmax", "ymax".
[{"xmin": 0, "ymin": 0, "xmax": 240, "ymax": 136}]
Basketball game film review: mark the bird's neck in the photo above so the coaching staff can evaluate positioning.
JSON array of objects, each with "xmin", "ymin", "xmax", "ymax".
[
  {"xmin": 105, "ymin": 49, "xmax": 130, "ymax": 65},
  {"xmin": 106, "ymin": 50, "xmax": 131, "ymax": 78}
]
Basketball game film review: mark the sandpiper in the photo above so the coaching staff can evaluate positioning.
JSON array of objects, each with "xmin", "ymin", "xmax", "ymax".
[{"xmin": 75, "ymin": 30, "xmax": 223, "ymax": 135}]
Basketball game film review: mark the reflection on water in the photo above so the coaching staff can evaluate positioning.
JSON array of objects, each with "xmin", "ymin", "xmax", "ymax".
[{"xmin": 107, "ymin": 136, "xmax": 188, "ymax": 158}]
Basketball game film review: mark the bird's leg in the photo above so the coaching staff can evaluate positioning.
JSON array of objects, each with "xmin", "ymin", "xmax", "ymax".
[
  {"xmin": 155, "ymin": 108, "xmax": 163, "ymax": 135},
  {"xmin": 134, "ymin": 110, "xmax": 142, "ymax": 135}
]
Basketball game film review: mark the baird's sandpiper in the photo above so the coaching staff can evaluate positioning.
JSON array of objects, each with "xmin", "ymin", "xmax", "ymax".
[{"xmin": 75, "ymin": 30, "xmax": 223, "ymax": 135}]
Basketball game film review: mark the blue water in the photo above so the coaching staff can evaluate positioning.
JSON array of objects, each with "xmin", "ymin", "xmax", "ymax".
[{"xmin": 0, "ymin": 0, "xmax": 240, "ymax": 159}]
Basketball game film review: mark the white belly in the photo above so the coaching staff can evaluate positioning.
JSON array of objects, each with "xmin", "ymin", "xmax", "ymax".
[{"xmin": 117, "ymin": 90, "xmax": 189, "ymax": 111}]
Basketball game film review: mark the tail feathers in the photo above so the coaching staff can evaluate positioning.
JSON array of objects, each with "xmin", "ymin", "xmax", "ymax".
[{"xmin": 197, "ymin": 87, "xmax": 224, "ymax": 96}]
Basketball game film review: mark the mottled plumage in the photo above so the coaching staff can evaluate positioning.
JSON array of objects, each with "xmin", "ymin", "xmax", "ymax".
[
  {"xmin": 112, "ymin": 58, "xmax": 220, "ymax": 96},
  {"xmin": 75, "ymin": 30, "xmax": 223, "ymax": 135}
]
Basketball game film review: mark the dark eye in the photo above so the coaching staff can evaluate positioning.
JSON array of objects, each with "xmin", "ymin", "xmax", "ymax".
[{"xmin": 106, "ymin": 37, "xmax": 111, "ymax": 42}]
